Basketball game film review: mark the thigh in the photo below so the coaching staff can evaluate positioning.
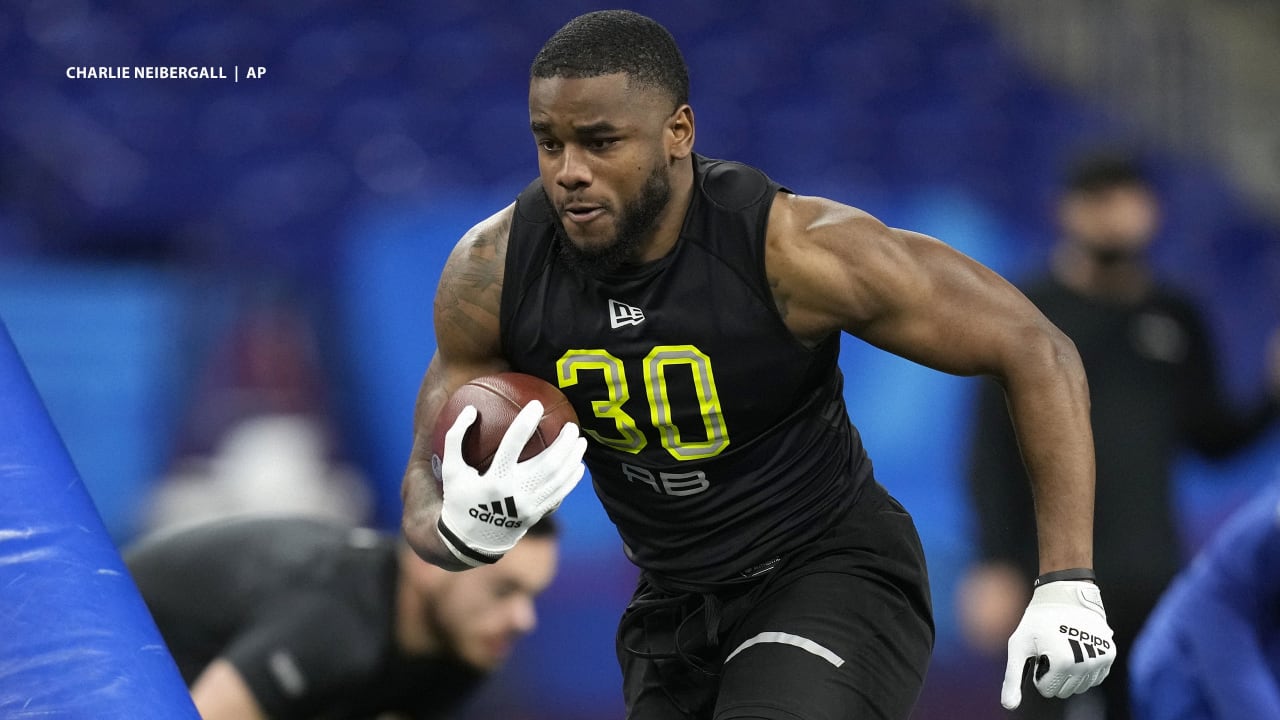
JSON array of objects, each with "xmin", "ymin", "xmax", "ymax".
[
  {"xmin": 713, "ymin": 569, "xmax": 932, "ymax": 720},
  {"xmin": 619, "ymin": 642, "xmax": 716, "ymax": 720},
  {"xmin": 619, "ymin": 484, "xmax": 933, "ymax": 720},
  {"xmin": 617, "ymin": 579, "xmax": 719, "ymax": 720}
]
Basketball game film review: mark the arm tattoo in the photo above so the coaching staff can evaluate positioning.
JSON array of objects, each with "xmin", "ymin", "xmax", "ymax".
[{"xmin": 435, "ymin": 211, "xmax": 511, "ymax": 354}]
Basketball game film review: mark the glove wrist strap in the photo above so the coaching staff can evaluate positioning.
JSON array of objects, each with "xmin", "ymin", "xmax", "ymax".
[
  {"xmin": 1033, "ymin": 567, "xmax": 1096, "ymax": 587},
  {"xmin": 437, "ymin": 519, "xmax": 503, "ymax": 567}
]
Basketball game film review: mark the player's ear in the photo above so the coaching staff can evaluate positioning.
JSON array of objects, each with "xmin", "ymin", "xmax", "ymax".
[{"xmin": 667, "ymin": 104, "xmax": 694, "ymax": 160}]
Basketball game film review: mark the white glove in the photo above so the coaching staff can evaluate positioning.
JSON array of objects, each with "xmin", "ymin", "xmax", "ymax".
[
  {"xmin": 436, "ymin": 400, "xmax": 586, "ymax": 567},
  {"xmin": 1001, "ymin": 580, "xmax": 1116, "ymax": 709}
]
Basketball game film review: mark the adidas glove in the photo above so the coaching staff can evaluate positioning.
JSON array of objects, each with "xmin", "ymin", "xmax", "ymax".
[
  {"xmin": 1001, "ymin": 579, "xmax": 1116, "ymax": 709},
  {"xmin": 436, "ymin": 401, "xmax": 587, "ymax": 567}
]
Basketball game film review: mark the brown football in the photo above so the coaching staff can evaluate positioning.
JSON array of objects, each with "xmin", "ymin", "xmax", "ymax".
[{"xmin": 431, "ymin": 372, "xmax": 578, "ymax": 475}]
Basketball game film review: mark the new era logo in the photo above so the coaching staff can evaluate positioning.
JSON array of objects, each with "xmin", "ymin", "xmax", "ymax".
[
  {"xmin": 609, "ymin": 299, "xmax": 645, "ymax": 329},
  {"xmin": 469, "ymin": 496, "xmax": 522, "ymax": 528}
]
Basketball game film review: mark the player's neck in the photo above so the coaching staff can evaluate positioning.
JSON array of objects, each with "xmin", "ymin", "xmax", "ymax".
[
  {"xmin": 1052, "ymin": 242, "xmax": 1152, "ymax": 304},
  {"xmin": 636, "ymin": 158, "xmax": 695, "ymax": 264}
]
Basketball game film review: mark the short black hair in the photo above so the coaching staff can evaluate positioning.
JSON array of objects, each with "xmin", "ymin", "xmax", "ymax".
[
  {"xmin": 530, "ymin": 10, "xmax": 689, "ymax": 108},
  {"xmin": 1063, "ymin": 151, "xmax": 1152, "ymax": 193}
]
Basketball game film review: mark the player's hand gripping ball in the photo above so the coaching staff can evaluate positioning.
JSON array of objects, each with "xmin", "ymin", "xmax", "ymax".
[
  {"xmin": 431, "ymin": 373, "xmax": 579, "ymax": 474},
  {"xmin": 431, "ymin": 373, "xmax": 585, "ymax": 567}
]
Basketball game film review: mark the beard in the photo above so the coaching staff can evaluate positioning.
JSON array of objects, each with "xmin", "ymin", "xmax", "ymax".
[{"xmin": 554, "ymin": 162, "xmax": 672, "ymax": 277}]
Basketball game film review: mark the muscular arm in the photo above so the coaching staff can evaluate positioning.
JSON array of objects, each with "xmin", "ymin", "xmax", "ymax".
[
  {"xmin": 767, "ymin": 193, "xmax": 1095, "ymax": 573},
  {"xmin": 401, "ymin": 205, "xmax": 515, "ymax": 569},
  {"xmin": 966, "ymin": 376, "xmax": 1038, "ymax": 573}
]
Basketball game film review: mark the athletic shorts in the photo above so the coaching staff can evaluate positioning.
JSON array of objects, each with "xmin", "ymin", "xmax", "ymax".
[{"xmin": 616, "ymin": 481, "xmax": 934, "ymax": 720}]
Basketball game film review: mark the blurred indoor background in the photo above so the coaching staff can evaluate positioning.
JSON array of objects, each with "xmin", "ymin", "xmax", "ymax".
[{"xmin": 1, "ymin": 1, "xmax": 1278, "ymax": 718}]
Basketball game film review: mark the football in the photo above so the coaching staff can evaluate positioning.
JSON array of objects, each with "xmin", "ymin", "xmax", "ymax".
[{"xmin": 431, "ymin": 372, "xmax": 579, "ymax": 475}]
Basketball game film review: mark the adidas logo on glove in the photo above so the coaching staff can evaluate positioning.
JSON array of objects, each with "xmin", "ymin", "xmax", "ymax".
[
  {"xmin": 470, "ymin": 496, "xmax": 522, "ymax": 528},
  {"xmin": 1060, "ymin": 625, "xmax": 1110, "ymax": 661},
  {"xmin": 1001, "ymin": 578, "xmax": 1116, "ymax": 710}
]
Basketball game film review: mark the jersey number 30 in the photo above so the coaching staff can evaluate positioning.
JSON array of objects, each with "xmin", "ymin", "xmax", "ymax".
[{"xmin": 556, "ymin": 345, "xmax": 728, "ymax": 461}]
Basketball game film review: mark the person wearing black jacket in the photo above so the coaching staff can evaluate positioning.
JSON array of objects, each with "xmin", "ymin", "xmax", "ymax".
[{"xmin": 959, "ymin": 152, "xmax": 1280, "ymax": 720}]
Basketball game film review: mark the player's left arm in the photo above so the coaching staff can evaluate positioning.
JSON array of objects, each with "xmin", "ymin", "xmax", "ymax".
[
  {"xmin": 767, "ymin": 193, "xmax": 1095, "ymax": 575},
  {"xmin": 767, "ymin": 193, "xmax": 1111, "ymax": 707}
]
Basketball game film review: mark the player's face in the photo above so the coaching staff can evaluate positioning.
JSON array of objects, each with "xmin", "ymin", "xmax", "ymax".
[
  {"xmin": 529, "ymin": 73, "xmax": 689, "ymax": 274},
  {"xmin": 422, "ymin": 536, "xmax": 558, "ymax": 671},
  {"xmin": 1060, "ymin": 184, "xmax": 1160, "ymax": 261}
]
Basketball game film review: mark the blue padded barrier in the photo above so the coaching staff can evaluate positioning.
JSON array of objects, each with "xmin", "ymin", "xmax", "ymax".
[{"xmin": 0, "ymin": 319, "xmax": 198, "ymax": 719}]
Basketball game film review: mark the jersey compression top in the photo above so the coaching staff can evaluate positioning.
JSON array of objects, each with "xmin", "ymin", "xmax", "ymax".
[{"xmin": 501, "ymin": 154, "xmax": 874, "ymax": 586}]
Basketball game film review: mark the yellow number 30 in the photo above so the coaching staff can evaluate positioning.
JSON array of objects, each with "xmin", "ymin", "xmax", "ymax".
[{"xmin": 555, "ymin": 345, "xmax": 729, "ymax": 461}]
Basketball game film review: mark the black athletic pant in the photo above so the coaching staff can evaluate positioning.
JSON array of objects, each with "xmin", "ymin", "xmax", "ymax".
[{"xmin": 617, "ymin": 482, "xmax": 934, "ymax": 719}]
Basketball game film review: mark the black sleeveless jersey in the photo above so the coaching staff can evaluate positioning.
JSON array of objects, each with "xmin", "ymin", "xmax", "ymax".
[{"xmin": 500, "ymin": 155, "xmax": 873, "ymax": 586}]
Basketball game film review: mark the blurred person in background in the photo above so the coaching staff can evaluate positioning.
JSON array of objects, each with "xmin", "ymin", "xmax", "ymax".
[
  {"xmin": 403, "ymin": 10, "xmax": 1116, "ymax": 718},
  {"xmin": 1128, "ymin": 473, "xmax": 1280, "ymax": 719},
  {"xmin": 144, "ymin": 292, "xmax": 370, "ymax": 532},
  {"xmin": 960, "ymin": 151, "xmax": 1280, "ymax": 719},
  {"xmin": 125, "ymin": 514, "xmax": 560, "ymax": 720}
]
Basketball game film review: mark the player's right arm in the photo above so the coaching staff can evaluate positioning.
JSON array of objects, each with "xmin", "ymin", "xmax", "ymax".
[{"xmin": 401, "ymin": 205, "xmax": 515, "ymax": 570}]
